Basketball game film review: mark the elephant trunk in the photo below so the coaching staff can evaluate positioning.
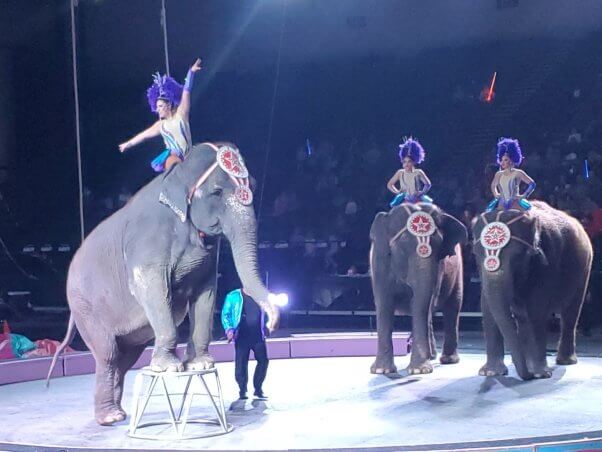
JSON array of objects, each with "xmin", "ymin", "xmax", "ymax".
[
  {"xmin": 482, "ymin": 277, "xmax": 532, "ymax": 380},
  {"xmin": 224, "ymin": 204, "xmax": 280, "ymax": 331}
]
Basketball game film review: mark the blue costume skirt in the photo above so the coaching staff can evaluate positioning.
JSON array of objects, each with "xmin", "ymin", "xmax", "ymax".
[
  {"xmin": 390, "ymin": 193, "xmax": 434, "ymax": 208},
  {"xmin": 486, "ymin": 198, "xmax": 531, "ymax": 212},
  {"xmin": 151, "ymin": 149, "xmax": 184, "ymax": 173}
]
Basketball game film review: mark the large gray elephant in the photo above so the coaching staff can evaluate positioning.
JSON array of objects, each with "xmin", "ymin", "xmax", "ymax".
[
  {"xmin": 47, "ymin": 142, "xmax": 280, "ymax": 425},
  {"xmin": 472, "ymin": 201, "xmax": 592, "ymax": 380},
  {"xmin": 369, "ymin": 203, "xmax": 468, "ymax": 375}
]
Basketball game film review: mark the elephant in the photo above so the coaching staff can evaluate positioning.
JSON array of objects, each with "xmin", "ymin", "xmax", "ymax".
[
  {"xmin": 47, "ymin": 142, "xmax": 280, "ymax": 425},
  {"xmin": 369, "ymin": 202, "xmax": 468, "ymax": 375},
  {"xmin": 472, "ymin": 201, "xmax": 592, "ymax": 380}
]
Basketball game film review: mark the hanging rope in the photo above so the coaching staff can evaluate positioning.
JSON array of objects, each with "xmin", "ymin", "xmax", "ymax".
[
  {"xmin": 70, "ymin": 0, "xmax": 85, "ymax": 244},
  {"xmin": 257, "ymin": 0, "xmax": 287, "ymax": 225},
  {"xmin": 161, "ymin": 0, "xmax": 171, "ymax": 76}
]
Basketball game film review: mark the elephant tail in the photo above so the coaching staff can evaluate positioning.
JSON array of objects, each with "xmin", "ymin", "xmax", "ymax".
[{"xmin": 45, "ymin": 314, "xmax": 77, "ymax": 388}]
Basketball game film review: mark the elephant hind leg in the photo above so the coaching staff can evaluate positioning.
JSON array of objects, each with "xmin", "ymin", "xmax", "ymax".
[
  {"xmin": 556, "ymin": 295, "xmax": 585, "ymax": 365},
  {"xmin": 113, "ymin": 343, "xmax": 147, "ymax": 416},
  {"xmin": 76, "ymin": 316, "xmax": 126, "ymax": 426},
  {"xmin": 439, "ymin": 287, "xmax": 462, "ymax": 365}
]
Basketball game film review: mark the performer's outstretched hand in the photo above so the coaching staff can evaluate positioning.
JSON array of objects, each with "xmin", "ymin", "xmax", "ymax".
[
  {"xmin": 190, "ymin": 58, "xmax": 202, "ymax": 73},
  {"xmin": 118, "ymin": 142, "xmax": 129, "ymax": 153}
]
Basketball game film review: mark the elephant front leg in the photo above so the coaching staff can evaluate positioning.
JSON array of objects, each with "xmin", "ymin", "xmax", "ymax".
[
  {"xmin": 370, "ymin": 292, "xmax": 397, "ymax": 374},
  {"xmin": 131, "ymin": 266, "xmax": 183, "ymax": 372},
  {"xmin": 185, "ymin": 281, "xmax": 216, "ymax": 371},
  {"xmin": 407, "ymin": 298, "xmax": 434, "ymax": 375},
  {"xmin": 479, "ymin": 299, "xmax": 508, "ymax": 376}
]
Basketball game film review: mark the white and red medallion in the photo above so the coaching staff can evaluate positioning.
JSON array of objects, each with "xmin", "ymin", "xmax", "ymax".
[
  {"xmin": 235, "ymin": 185, "xmax": 253, "ymax": 206},
  {"xmin": 406, "ymin": 211, "xmax": 436, "ymax": 258},
  {"xmin": 484, "ymin": 255, "xmax": 501, "ymax": 272},
  {"xmin": 407, "ymin": 212, "xmax": 436, "ymax": 237},
  {"xmin": 480, "ymin": 222, "xmax": 511, "ymax": 250},
  {"xmin": 479, "ymin": 222, "xmax": 511, "ymax": 272},
  {"xmin": 217, "ymin": 146, "xmax": 249, "ymax": 179},
  {"xmin": 416, "ymin": 242, "xmax": 432, "ymax": 258}
]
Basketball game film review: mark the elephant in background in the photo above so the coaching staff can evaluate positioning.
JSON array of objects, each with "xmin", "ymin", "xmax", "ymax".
[
  {"xmin": 472, "ymin": 201, "xmax": 592, "ymax": 380},
  {"xmin": 369, "ymin": 203, "xmax": 468, "ymax": 375},
  {"xmin": 47, "ymin": 142, "xmax": 280, "ymax": 425}
]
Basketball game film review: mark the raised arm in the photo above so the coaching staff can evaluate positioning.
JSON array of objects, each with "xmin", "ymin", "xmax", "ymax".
[
  {"xmin": 119, "ymin": 121, "xmax": 161, "ymax": 153},
  {"xmin": 387, "ymin": 170, "xmax": 402, "ymax": 194},
  {"xmin": 416, "ymin": 169, "xmax": 432, "ymax": 196},
  {"xmin": 490, "ymin": 172, "xmax": 501, "ymax": 198},
  {"xmin": 517, "ymin": 170, "xmax": 536, "ymax": 198},
  {"xmin": 177, "ymin": 58, "xmax": 202, "ymax": 121}
]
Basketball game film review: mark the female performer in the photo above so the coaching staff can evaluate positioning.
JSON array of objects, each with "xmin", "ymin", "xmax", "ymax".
[
  {"xmin": 387, "ymin": 137, "xmax": 432, "ymax": 208},
  {"xmin": 487, "ymin": 137, "xmax": 536, "ymax": 211},
  {"xmin": 119, "ymin": 58, "xmax": 202, "ymax": 172}
]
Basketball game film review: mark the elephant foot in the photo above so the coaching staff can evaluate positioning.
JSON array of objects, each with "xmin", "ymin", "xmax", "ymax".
[
  {"xmin": 428, "ymin": 351, "xmax": 437, "ymax": 361},
  {"xmin": 186, "ymin": 354, "xmax": 215, "ymax": 371},
  {"xmin": 478, "ymin": 361, "xmax": 508, "ymax": 377},
  {"xmin": 407, "ymin": 361, "xmax": 433, "ymax": 375},
  {"xmin": 370, "ymin": 357, "xmax": 397, "ymax": 374},
  {"xmin": 96, "ymin": 406, "xmax": 126, "ymax": 426},
  {"xmin": 150, "ymin": 348, "xmax": 184, "ymax": 373},
  {"xmin": 556, "ymin": 354, "xmax": 578, "ymax": 365},
  {"xmin": 533, "ymin": 369, "xmax": 553, "ymax": 379},
  {"xmin": 440, "ymin": 353, "xmax": 460, "ymax": 365}
]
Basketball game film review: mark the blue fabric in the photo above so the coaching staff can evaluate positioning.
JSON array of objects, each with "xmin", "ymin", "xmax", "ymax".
[
  {"xmin": 151, "ymin": 149, "xmax": 171, "ymax": 173},
  {"xmin": 389, "ymin": 193, "xmax": 406, "ymax": 208},
  {"xmin": 518, "ymin": 198, "xmax": 532, "ymax": 210},
  {"xmin": 389, "ymin": 193, "xmax": 433, "ymax": 208},
  {"xmin": 11, "ymin": 333, "xmax": 36, "ymax": 358},
  {"xmin": 221, "ymin": 289, "xmax": 244, "ymax": 334},
  {"xmin": 487, "ymin": 198, "xmax": 532, "ymax": 212},
  {"xmin": 486, "ymin": 198, "xmax": 499, "ymax": 212}
]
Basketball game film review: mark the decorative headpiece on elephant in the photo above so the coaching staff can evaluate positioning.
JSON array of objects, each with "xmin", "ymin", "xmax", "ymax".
[
  {"xmin": 46, "ymin": 142, "xmax": 279, "ymax": 426},
  {"xmin": 472, "ymin": 201, "xmax": 592, "ymax": 380},
  {"xmin": 369, "ymin": 203, "xmax": 467, "ymax": 375}
]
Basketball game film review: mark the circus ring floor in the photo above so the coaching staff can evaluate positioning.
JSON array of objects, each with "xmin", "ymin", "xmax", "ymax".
[{"xmin": 1, "ymin": 332, "xmax": 602, "ymax": 451}]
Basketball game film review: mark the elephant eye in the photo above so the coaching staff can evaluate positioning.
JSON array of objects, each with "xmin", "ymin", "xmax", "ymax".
[{"xmin": 211, "ymin": 186, "xmax": 223, "ymax": 196}]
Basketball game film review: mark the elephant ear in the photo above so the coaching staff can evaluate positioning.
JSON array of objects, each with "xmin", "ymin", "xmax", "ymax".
[
  {"xmin": 439, "ymin": 213, "xmax": 468, "ymax": 259},
  {"xmin": 159, "ymin": 166, "xmax": 189, "ymax": 223},
  {"xmin": 370, "ymin": 212, "xmax": 391, "ymax": 253}
]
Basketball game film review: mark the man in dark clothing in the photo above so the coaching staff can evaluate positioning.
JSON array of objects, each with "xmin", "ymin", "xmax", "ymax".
[{"xmin": 221, "ymin": 288, "xmax": 269, "ymax": 400}]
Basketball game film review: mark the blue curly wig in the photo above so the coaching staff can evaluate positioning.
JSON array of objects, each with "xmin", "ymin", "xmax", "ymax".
[
  {"xmin": 496, "ymin": 137, "xmax": 523, "ymax": 166},
  {"xmin": 146, "ymin": 72, "xmax": 183, "ymax": 113},
  {"xmin": 398, "ymin": 137, "xmax": 425, "ymax": 164}
]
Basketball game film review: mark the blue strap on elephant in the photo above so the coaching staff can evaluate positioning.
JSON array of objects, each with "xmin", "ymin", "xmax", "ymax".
[
  {"xmin": 389, "ymin": 193, "xmax": 433, "ymax": 208},
  {"xmin": 221, "ymin": 289, "xmax": 244, "ymax": 333}
]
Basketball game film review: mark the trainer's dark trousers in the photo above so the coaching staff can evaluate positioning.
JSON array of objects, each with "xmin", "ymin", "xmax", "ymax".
[{"xmin": 234, "ymin": 336, "xmax": 269, "ymax": 394}]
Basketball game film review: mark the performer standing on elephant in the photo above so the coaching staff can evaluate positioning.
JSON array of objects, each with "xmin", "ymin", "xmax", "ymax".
[
  {"xmin": 222, "ymin": 288, "xmax": 269, "ymax": 400},
  {"xmin": 387, "ymin": 137, "xmax": 433, "ymax": 208},
  {"xmin": 119, "ymin": 58, "xmax": 202, "ymax": 172},
  {"xmin": 487, "ymin": 137, "xmax": 536, "ymax": 211}
]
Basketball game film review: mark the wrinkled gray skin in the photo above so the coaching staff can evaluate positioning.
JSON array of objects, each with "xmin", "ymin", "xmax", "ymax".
[
  {"xmin": 472, "ymin": 201, "xmax": 592, "ymax": 380},
  {"xmin": 48, "ymin": 142, "xmax": 279, "ymax": 425},
  {"xmin": 369, "ymin": 203, "xmax": 468, "ymax": 375}
]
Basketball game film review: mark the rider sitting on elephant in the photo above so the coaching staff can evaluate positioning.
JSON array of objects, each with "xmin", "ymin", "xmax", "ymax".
[
  {"xmin": 487, "ymin": 137, "xmax": 536, "ymax": 212},
  {"xmin": 387, "ymin": 137, "xmax": 433, "ymax": 208},
  {"xmin": 119, "ymin": 58, "xmax": 202, "ymax": 172}
]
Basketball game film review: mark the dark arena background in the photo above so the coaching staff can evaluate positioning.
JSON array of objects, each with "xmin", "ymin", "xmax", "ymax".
[{"xmin": 1, "ymin": 1, "xmax": 602, "ymax": 451}]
